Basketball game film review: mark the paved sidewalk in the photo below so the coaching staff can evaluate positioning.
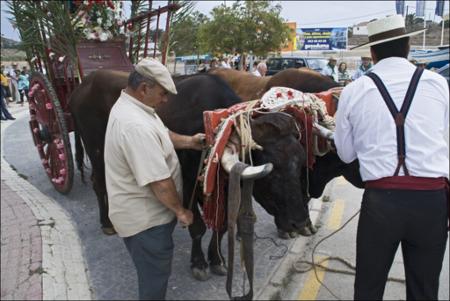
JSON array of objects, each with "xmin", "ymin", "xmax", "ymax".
[{"xmin": 1, "ymin": 105, "xmax": 93, "ymax": 300}]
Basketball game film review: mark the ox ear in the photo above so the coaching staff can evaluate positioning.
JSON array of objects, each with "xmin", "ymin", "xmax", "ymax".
[{"xmin": 251, "ymin": 113, "xmax": 298, "ymax": 143}]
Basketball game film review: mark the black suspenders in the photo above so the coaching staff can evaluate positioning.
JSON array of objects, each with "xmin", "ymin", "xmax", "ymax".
[{"xmin": 366, "ymin": 67, "xmax": 424, "ymax": 176}]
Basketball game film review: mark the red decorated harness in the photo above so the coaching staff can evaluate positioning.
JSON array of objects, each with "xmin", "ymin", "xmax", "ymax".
[{"xmin": 199, "ymin": 86, "xmax": 341, "ymax": 231}]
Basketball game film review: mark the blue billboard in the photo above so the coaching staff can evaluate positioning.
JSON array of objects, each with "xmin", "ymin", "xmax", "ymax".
[{"xmin": 296, "ymin": 27, "xmax": 348, "ymax": 50}]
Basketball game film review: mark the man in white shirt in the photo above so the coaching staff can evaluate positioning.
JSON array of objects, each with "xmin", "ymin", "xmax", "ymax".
[
  {"xmin": 320, "ymin": 56, "xmax": 338, "ymax": 82},
  {"xmin": 334, "ymin": 15, "xmax": 449, "ymax": 300},
  {"xmin": 251, "ymin": 62, "xmax": 267, "ymax": 77},
  {"xmin": 352, "ymin": 56, "xmax": 373, "ymax": 80},
  {"xmin": 104, "ymin": 58, "xmax": 205, "ymax": 300}
]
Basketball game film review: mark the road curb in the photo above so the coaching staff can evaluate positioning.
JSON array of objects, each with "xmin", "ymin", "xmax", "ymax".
[
  {"xmin": 255, "ymin": 180, "xmax": 335, "ymax": 300},
  {"xmin": 1, "ymin": 111, "xmax": 94, "ymax": 300}
]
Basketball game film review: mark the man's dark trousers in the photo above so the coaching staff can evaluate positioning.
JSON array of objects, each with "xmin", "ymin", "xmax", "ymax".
[
  {"xmin": 124, "ymin": 218, "xmax": 177, "ymax": 300},
  {"xmin": 354, "ymin": 188, "xmax": 448, "ymax": 300}
]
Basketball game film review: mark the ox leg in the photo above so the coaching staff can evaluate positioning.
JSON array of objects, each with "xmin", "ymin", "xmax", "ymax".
[
  {"xmin": 189, "ymin": 203, "xmax": 210, "ymax": 281},
  {"xmin": 92, "ymin": 172, "xmax": 115, "ymax": 235},
  {"xmin": 297, "ymin": 196, "xmax": 315, "ymax": 236},
  {"xmin": 208, "ymin": 228, "xmax": 227, "ymax": 276},
  {"xmin": 89, "ymin": 147, "xmax": 115, "ymax": 235}
]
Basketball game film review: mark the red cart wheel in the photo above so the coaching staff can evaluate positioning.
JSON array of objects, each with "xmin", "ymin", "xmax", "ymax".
[{"xmin": 28, "ymin": 72, "xmax": 74, "ymax": 194}]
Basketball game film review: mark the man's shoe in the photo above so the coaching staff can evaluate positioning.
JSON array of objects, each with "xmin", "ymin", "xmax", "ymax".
[{"xmin": 7, "ymin": 117, "xmax": 16, "ymax": 120}]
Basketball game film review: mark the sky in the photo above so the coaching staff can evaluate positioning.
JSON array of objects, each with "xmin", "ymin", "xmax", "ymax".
[{"xmin": 1, "ymin": 1, "xmax": 449, "ymax": 41}]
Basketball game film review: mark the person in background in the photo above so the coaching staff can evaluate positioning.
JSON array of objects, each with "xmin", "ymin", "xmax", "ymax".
[
  {"xmin": 321, "ymin": 56, "xmax": 338, "ymax": 82},
  {"xmin": 220, "ymin": 57, "xmax": 231, "ymax": 69},
  {"xmin": 337, "ymin": 62, "xmax": 351, "ymax": 86},
  {"xmin": 17, "ymin": 70, "xmax": 30, "ymax": 105},
  {"xmin": 104, "ymin": 58, "xmax": 205, "ymax": 300},
  {"xmin": 8, "ymin": 63, "xmax": 20, "ymax": 103},
  {"xmin": 334, "ymin": 15, "xmax": 448, "ymax": 300},
  {"xmin": 252, "ymin": 62, "xmax": 267, "ymax": 77},
  {"xmin": 0, "ymin": 65, "xmax": 12, "ymax": 105},
  {"xmin": 209, "ymin": 57, "xmax": 219, "ymax": 69},
  {"xmin": 1, "ymin": 80, "xmax": 15, "ymax": 121},
  {"xmin": 352, "ymin": 56, "xmax": 373, "ymax": 80},
  {"xmin": 251, "ymin": 61, "xmax": 259, "ymax": 76},
  {"xmin": 197, "ymin": 63, "xmax": 207, "ymax": 73}
]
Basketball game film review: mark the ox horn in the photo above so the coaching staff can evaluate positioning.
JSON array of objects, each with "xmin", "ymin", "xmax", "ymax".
[
  {"xmin": 312, "ymin": 122, "xmax": 334, "ymax": 140},
  {"xmin": 221, "ymin": 145, "xmax": 273, "ymax": 180}
]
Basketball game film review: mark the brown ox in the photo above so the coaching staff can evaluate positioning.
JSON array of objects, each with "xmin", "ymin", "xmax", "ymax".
[{"xmin": 209, "ymin": 67, "xmax": 339, "ymax": 101}]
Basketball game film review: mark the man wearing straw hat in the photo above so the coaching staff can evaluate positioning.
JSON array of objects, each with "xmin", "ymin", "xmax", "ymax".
[
  {"xmin": 334, "ymin": 15, "xmax": 449, "ymax": 300},
  {"xmin": 321, "ymin": 56, "xmax": 338, "ymax": 82},
  {"xmin": 352, "ymin": 55, "xmax": 373, "ymax": 80}
]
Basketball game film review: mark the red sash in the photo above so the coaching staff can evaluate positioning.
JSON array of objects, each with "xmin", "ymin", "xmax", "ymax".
[{"xmin": 366, "ymin": 176, "xmax": 450, "ymax": 230}]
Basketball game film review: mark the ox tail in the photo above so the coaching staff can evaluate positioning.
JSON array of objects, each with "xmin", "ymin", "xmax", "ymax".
[{"xmin": 74, "ymin": 128, "xmax": 86, "ymax": 184}]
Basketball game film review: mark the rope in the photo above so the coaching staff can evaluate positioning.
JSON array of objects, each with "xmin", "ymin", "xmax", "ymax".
[
  {"xmin": 296, "ymin": 209, "xmax": 405, "ymax": 300},
  {"xmin": 253, "ymin": 232, "xmax": 289, "ymax": 260},
  {"xmin": 293, "ymin": 256, "xmax": 406, "ymax": 284}
]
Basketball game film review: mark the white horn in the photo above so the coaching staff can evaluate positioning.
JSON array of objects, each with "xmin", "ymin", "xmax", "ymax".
[
  {"xmin": 313, "ymin": 122, "xmax": 334, "ymax": 140},
  {"xmin": 221, "ymin": 145, "xmax": 273, "ymax": 180}
]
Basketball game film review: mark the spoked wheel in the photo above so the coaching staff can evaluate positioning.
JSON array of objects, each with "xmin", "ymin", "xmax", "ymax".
[{"xmin": 28, "ymin": 72, "xmax": 74, "ymax": 194}]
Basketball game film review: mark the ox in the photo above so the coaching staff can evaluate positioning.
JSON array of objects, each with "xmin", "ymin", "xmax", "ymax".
[
  {"xmin": 70, "ymin": 70, "xmax": 363, "ymax": 280},
  {"xmin": 69, "ymin": 71, "xmax": 311, "ymax": 280},
  {"xmin": 209, "ymin": 67, "xmax": 339, "ymax": 101}
]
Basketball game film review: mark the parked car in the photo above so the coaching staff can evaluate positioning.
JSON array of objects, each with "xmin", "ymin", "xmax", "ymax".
[
  {"xmin": 435, "ymin": 63, "xmax": 449, "ymax": 86},
  {"xmin": 266, "ymin": 57, "xmax": 328, "ymax": 75}
]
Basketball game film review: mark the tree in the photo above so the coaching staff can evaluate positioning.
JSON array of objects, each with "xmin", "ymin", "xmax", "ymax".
[
  {"xmin": 198, "ymin": 1, "xmax": 289, "ymax": 58},
  {"xmin": 169, "ymin": 11, "xmax": 208, "ymax": 56}
]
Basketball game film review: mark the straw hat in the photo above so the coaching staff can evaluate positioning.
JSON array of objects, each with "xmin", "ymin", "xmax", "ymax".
[{"xmin": 351, "ymin": 15, "xmax": 426, "ymax": 50}]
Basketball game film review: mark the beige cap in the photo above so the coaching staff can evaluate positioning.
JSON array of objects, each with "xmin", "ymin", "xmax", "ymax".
[{"xmin": 135, "ymin": 58, "xmax": 177, "ymax": 95}]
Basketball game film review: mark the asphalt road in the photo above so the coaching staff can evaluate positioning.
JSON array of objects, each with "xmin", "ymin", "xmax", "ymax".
[{"xmin": 3, "ymin": 113, "xmax": 301, "ymax": 300}]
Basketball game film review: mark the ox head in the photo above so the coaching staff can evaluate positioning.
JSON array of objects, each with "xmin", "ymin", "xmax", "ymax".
[{"xmin": 234, "ymin": 112, "xmax": 309, "ymax": 235}]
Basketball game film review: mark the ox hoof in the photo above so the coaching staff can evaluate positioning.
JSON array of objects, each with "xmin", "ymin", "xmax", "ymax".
[
  {"xmin": 192, "ymin": 267, "xmax": 210, "ymax": 281},
  {"xmin": 277, "ymin": 230, "xmax": 290, "ymax": 240},
  {"xmin": 102, "ymin": 226, "xmax": 116, "ymax": 235},
  {"xmin": 297, "ymin": 226, "xmax": 313, "ymax": 236},
  {"xmin": 289, "ymin": 231, "xmax": 299, "ymax": 238},
  {"xmin": 210, "ymin": 264, "xmax": 227, "ymax": 276},
  {"xmin": 308, "ymin": 223, "xmax": 318, "ymax": 234},
  {"xmin": 322, "ymin": 195, "xmax": 331, "ymax": 202}
]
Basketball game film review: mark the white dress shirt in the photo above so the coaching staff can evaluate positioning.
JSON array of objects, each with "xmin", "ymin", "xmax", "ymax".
[
  {"xmin": 321, "ymin": 64, "xmax": 338, "ymax": 82},
  {"xmin": 252, "ymin": 70, "xmax": 262, "ymax": 77},
  {"xmin": 334, "ymin": 57, "xmax": 449, "ymax": 181}
]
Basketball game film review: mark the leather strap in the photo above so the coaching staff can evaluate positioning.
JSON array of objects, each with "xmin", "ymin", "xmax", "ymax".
[
  {"xmin": 226, "ymin": 162, "xmax": 255, "ymax": 300},
  {"xmin": 366, "ymin": 67, "xmax": 424, "ymax": 176}
]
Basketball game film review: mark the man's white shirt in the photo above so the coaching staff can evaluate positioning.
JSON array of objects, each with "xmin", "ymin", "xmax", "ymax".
[
  {"xmin": 334, "ymin": 57, "xmax": 449, "ymax": 181},
  {"xmin": 321, "ymin": 64, "xmax": 338, "ymax": 82}
]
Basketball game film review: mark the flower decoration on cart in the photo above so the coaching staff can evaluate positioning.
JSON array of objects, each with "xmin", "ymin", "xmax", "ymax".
[{"xmin": 72, "ymin": 0, "xmax": 125, "ymax": 41}]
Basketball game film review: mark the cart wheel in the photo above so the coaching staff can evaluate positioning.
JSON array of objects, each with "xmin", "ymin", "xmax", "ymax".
[{"xmin": 28, "ymin": 72, "xmax": 74, "ymax": 194}]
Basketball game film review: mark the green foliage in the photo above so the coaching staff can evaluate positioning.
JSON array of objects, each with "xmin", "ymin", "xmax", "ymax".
[
  {"xmin": 170, "ymin": 11, "xmax": 208, "ymax": 56},
  {"xmin": 197, "ymin": 1, "xmax": 290, "ymax": 57},
  {"xmin": 6, "ymin": 0, "xmax": 83, "ymax": 70}
]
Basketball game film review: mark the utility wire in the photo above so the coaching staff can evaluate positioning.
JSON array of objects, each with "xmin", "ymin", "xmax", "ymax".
[{"xmin": 297, "ymin": 9, "xmax": 393, "ymax": 27}]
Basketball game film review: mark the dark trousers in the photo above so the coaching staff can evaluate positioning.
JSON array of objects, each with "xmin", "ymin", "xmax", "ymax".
[
  {"xmin": 123, "ymin": 219, "xmax": 177, "ymax": 300},
  {"xmin": 354, "ymin": 188, "xmax": 448, "ymax": 300},
  {"xmin": 0, "ymin": 87, "xmax": 14, "ymax": 120}
]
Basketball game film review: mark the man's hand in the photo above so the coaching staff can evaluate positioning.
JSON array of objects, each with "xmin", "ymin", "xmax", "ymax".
[
  {"xmin": 176, "ymin": 208, "xmax": 194, "ymax": 227},
  {"xmin": 190, "ymin": 133, "xmax": 206, "ymax": 150},
  {"xmin": 169, "ymin": 131, "xmax": 206, "ymax": 150}
]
